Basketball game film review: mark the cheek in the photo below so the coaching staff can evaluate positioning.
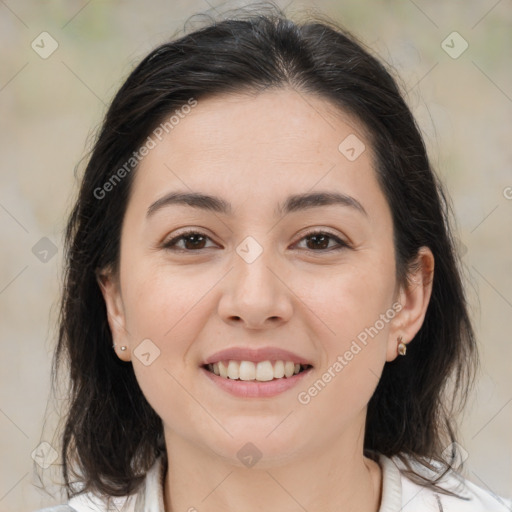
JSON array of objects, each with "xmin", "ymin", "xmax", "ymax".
[
  {"xmin": 121, "ymin": 261, "xmax": 206, "ymax": 344},
  {"xmin": 305, "ymin": 255, "xmax": 396, "ymax": 344},
  {"xmin": 119, "ymin": 260, "xmax": 210, "ymax": 410},
  {"xmin": 122, "ymin": 265, "xmax": 210, "ymax": 433},
  {"xmin": 297, "ymin": 252, "xmax": 395, "ymax": 403},
  {"xmin": 294, "ymin": 270, "xmax": 394, "ymax": 442}
]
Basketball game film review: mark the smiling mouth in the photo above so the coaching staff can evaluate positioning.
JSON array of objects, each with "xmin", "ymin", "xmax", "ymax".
[{"xmin": 202, "ymin": 360, "xmax": 313, "ymax": 382}]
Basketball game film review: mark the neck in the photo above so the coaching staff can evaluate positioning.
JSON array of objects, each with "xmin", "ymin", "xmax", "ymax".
[{"xmin": 162, "ymin": 423, "xmax": 382, "ymax": 512}]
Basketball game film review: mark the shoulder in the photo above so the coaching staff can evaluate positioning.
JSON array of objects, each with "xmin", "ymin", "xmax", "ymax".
[
  {"xmin": 32, "ymin": 507, "xmax": 76, "ymax": 512},
  {"xmin": 386, "ymin": 453, "xmax": 512, "ymax": 511},
  {"xmin": 51, "ymin": 455, "xmax": 165, "ymax": 511},
  {"xmin": 66, "ymin": 492, "xmax": 138, "ymax": 512},
  {"xmin": 33, "ymin": 485, "xmax": 139, "ymax": 512}
]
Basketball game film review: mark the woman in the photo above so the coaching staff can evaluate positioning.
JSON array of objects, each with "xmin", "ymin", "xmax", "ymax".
[{"xmin": 35, "ymin": 5, "xmax": 511, "ymax": 512}]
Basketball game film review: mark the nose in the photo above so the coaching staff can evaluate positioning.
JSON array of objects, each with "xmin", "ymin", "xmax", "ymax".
[{"xmin": 217, "ymin": 246, "xmax": 293, "ymax": 329}]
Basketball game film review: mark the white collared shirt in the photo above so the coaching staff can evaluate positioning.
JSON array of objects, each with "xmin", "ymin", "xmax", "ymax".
[{"xmin": 41, "ymin": 453, "xmax": 511, "ymax": 512}]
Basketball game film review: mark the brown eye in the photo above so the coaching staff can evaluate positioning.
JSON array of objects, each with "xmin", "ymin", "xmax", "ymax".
[
  {"xmin": 162, "ymin": 231, "xmax": 215, "ymax": 251},
  {"xmin": 295, "ymin": 231, "xmax": 349, "ymax": 252},
  {"xmin": 162, "ymin": 229, "xmax": 349, "ymax": 253}
]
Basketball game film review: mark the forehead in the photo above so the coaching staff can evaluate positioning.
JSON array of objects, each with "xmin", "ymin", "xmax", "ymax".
[
  {"xmin": 128, "ymin": 88, "xmax": 384, "ymax": 219},
  {"xmin": 152, "ymin": 89, "xmax": 368, "ymax": 161}
]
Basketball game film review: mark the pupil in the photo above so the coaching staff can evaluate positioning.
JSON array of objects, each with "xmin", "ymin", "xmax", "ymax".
[
  {"xmin": 185, "ymin": 234, "xmax": 205, "ymax": 250},
  {"xmin": 308, "ymin": 234, "xmax": 329, "ymax": 250}
]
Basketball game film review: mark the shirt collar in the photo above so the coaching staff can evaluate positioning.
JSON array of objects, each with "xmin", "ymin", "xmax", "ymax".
[
  {"xmin": 134, "ymin": 454, "xmax": 166, "ymax": 512},
  {"xmin": 374, "ymin": 453, "xmax": 403, "ymax": 511},
  {"xmin": 134, "ymin": 452, "xmax": 404, "ymax": 512}
]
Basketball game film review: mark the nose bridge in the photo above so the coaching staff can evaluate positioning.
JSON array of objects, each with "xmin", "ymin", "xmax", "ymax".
[
  {"xmin": 218, "ymin": 234, "xmax": 293, "ymax": 326},
  {"xmin": 233, "ymin": 234, "xmax": 279, "ymax": 298}
]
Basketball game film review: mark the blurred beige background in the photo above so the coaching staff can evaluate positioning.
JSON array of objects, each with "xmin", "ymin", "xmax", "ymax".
[{"xmin": 0, "ymin": 0, "xmax": 511, "ymax": 510}]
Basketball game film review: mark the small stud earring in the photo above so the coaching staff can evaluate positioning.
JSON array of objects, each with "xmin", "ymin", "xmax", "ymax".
[
  {"xmin": 112, "ymin": 344, "xmax": 127, "ymax": 351},
  {"xmin": 397, "ymin": 335, "xmax": 407, "ymax": 356}
]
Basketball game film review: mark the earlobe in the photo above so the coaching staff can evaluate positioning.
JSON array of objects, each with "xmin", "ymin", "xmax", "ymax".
[
  {"xmin": 386, "ymin": 247, "xmax": 435, "ymax": 362},
  {"xmin": 96, "ymin": 269, "xmax": 131, "ymax": 362}
]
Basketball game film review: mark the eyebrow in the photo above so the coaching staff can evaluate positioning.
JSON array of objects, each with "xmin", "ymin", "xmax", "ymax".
[{"xmin": 146, "ymin": 190, "xmax": 368, "ymax": 219}]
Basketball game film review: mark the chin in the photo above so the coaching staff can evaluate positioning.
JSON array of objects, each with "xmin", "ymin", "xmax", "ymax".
[{"xmin": 201, "ymin": 427, "xmax": 307, "ymax": 468}]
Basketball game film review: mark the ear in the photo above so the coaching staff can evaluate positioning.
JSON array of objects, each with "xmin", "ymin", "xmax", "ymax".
[
  {"xmin": 96, "ymin": 268, "xmax": 131, "ymax": 362},
  {"xmin": 386, "ymin": 246, "xmax": 434, "ymax": 362}
]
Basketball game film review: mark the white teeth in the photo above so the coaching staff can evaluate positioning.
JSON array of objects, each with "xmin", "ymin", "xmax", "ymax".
[
  {"xmin": 218, "ymin": 361, "xmax": 228, "ymax": 378},
  {"xmin": 284, "ymin": 361, "xmax": 295, "ymax": 378},
  {"xmin": 273, "ymin": 360, "xmax": 285, "ymax": 378},
  {"xmin": 227, "ymin": 360, "xmax": 239, "ymax": 379},
  {"xmin": 239, "ymin": 361, "xmax": 256, "ymax": 381},
  {"xmin": 207, "ymin": 360, "xmax": 308, "ymax": 381},
  {"xmin": 256, "ymin": 361, "xmax": 274, "ymax": 381}
]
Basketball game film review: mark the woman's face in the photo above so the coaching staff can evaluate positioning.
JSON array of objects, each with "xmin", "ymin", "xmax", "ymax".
[{"xmin": 100, "ymin": 88, "xmax": 431, "ymax": 465}]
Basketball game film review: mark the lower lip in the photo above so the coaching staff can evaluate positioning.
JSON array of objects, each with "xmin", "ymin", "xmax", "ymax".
[{"xmin": 200, "ymin": 366, "xmax": 313, "ymax": 398}]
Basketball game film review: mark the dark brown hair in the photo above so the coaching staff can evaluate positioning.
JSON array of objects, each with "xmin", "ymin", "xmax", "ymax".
[{"xmin": 48, "ymin": 2, "xmax": 478, "ymax": 503}]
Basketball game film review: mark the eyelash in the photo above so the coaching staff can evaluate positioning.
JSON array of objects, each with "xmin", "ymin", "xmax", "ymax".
[{"xmin": 161, "ymin": 229, "xmax": 350, "ymax": 253}]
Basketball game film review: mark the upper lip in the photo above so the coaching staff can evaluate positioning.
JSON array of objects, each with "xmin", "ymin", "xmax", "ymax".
[{"xmin": 202, "ymin": 347, "xmax": 313, "ymax": 366}]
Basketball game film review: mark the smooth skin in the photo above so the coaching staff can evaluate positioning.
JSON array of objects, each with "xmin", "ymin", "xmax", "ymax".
[{"xmin": 98, "ymin": 88, "xmax": 434, "ymax": 512}]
